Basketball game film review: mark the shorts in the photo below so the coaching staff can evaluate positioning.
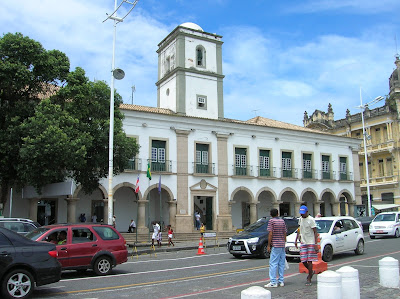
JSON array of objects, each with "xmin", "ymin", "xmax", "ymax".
[
  {"xmin": 168, "ymin": 234, "xmax": 173, "ymax": 239},
  {"xmin": 157, "ymin": 233, "xmax": 162, "ymax": 241},
  {"xmin": 152, "ymin": 232, "xmax": 158, "ymax": 239},
  {"xmin": 300, "ymin": 244, "xmax": 318, "ymax": 263}
]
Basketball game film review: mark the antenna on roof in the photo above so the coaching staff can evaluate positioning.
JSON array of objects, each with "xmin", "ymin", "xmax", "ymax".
[
  {"xmin": 252, "ymin": 109, "xmax": 259, "ymax": 117},
  {"xmin": 395, "ymin": 35, "xmax": 399, "ymax": 59}
]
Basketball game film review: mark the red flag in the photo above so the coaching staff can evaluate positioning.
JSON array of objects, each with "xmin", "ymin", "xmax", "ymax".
[{"xmin": 135, "ymin": 174, "xmax": 140, "ymax": 193}]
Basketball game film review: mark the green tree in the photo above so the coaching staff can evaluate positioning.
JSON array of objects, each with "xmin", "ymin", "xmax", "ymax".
[
  {"xmin": 0, "ymin": 32, "xmax": 70, "ymax": 206},
  {"xmin": 0, "ymin": 33, "xmax": 138, "ymax": 207}
]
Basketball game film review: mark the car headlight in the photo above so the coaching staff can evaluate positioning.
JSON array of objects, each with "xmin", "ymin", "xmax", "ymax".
[
  {"xmin": 228, "ymin": 237, "xmax": 232, "ymax": 243},
  {"xmin": 388, "ymin": 225, "xmax": 394, "ymax": 229},
  {"xmin": 247, "ymin": 237, "xmax": 259, "ymax": 244}
]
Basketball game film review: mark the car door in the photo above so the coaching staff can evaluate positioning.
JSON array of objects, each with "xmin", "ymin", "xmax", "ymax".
[
  {"xmin": 342, "ymin": 219, "xmax": 358, "ymax": 250},
  {"xmin": 0, "ymin": 232, "xmax": 15, "ymax": 275},
  {"xmin": 38, "ymin": 229, "xmax": 70, "ymax": 267},
  {"xmin": 67, "ymin": 227, "xmax": 99, "ymax": 268},
  {"xmin": 332, "ymin": 220, "xmax": 345, "ymax": 251}
]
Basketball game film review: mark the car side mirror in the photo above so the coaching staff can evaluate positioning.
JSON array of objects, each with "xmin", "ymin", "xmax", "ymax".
[{"xmin": 332, "ymin": 229, "xmax": 342, "ymax": 234}]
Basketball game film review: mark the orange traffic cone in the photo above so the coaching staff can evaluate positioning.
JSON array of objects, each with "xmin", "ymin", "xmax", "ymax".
[
  {"xmin": 299, "ymin": 235, "xmax": 327, "ymax": 274},
  {"xmin": 197, "ymin": 237, "xmax": 205, "ymax": 255}
]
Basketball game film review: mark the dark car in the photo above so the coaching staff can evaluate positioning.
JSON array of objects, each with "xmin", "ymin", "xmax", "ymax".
[
  {"xmin": 227, "ymin": 217, "xmax": 299, "ymax": 258},
  {"xmin": 0, "ymin": 227, "xmax": 61, "ymax": 299},
  {"xmin": 0, "ymin": 218, "xmax": 41, "ymax": 236},
  {"xmin": 355, "ymin": 216, "xmax": 374, "ymax": 232},
  {"xmin": 25, "ymin": 223, "xmax": 128, "ymax": 275}
]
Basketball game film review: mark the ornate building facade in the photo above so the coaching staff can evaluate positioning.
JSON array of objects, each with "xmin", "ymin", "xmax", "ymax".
[{"xmin": 304, "ymin": 56, "xmax": 400, "ymax": 215}]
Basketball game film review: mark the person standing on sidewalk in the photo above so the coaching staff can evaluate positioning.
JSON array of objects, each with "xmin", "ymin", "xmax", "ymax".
[
  {"xmin": 295, "ymin": 205, "xmax": 319, "ymax": 286},
  {"xmin": 265, "ymin": 208, "xmax": 287, "ymax": 288}
]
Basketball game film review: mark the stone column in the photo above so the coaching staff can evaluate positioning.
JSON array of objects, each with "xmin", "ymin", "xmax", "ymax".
[
  {"xmin": 216, "ymin": 133, "xmax": 232, "ymax": 232},
  {"xmin": 103, "ymin": 199, "xmax": 108, "ymax": 223},
  {"xmin": 273, "ymin": 202, "xmax": 280, "ymax": 211},
  {"xmin": 348, "ymin": 203, "xmax": 355, "ymax": 217},
  {"xmin": 65, "ymin": 197, "xmax": 79, "ymax": 223},
  {"xmin": 249, "ymin": 202, "xmax": 258, "ymax": 224},
  {"xmin": 294, "ymin": 202, "xmax": 302, "ymax": 217},
  {"xmin": 168, "ymin": 200, "xmax": 177, "ymax": 229},
  {"xmin": 313, "ymin": 202, "xmax": 321, "ymax": 216},
  {"xmin": 175, "ymin": 129, "xmax": 192, "ymax": 232},
  {"xmin": 332, "ymin": 203, "xmax": 340, "ymax": 216},
  {"xmin": 137, "ymin": 199, "xmax": 149, "ymax": 234},
  {"xmin": 29, "ymin": 198, "xmax": 38, "ymax": 222}
]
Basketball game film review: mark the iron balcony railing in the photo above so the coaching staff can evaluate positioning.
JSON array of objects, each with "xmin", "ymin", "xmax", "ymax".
[
  {"xmin": 320, "ymin": 170, "xmax": 336, "ymax": 180},
  {"xmin": 338, "ymin": 171, "xmax": 353, "ymax": 181},
  {"xmin": 147, "ymin": 159, "xmax": 172, "ymax": 173},
  {"xmin": 125, "ymin": 158, "xmax": 141, "ymax": 171},
  {"xmin": 257, "ymin": 167, "xmax": 277, "ymax": 178},
  {"xmin": 192, "ymin": 162, "xmax": 215, "ymax": 175},
  {"xmin": 233, "ymin": 165, "xmax": 253, "ymax": 176},
  {"xmin": 301, "ymin": 169, "xmax": 318, "ymax": 179},
  {"xmin": 280, "ymin": 168, "xmax": 299, "ymax": 179}
]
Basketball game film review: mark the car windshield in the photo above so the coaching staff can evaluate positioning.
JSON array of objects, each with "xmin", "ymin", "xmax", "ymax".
[
  {"xmin": 25, "ymin": 227, "xmax": 50, "ymax": 240},
  {"xmin": 373, "ymin": 214, "xmax": 395, "ymax": 222},
  {"xmin": 243, "ymin": 220, "xmax": 268, "ymax": 232},
  {"xmin": 315, "ymin": 220, "xmax": 333, "ymax": 233}
]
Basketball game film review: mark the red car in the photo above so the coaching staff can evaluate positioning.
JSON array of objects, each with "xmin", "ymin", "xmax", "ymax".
[{"xmin": 25, "ymin": 224, "xmax": 127, "ymax": 275}]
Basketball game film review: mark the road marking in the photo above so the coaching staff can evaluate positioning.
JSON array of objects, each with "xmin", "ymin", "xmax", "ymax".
[
  {"xmin": 125, "ymin": 252, "xmax": 229, "ymax": 264},
  {"xmin": 52, "ymin": 265, "xmax": 268, "ymax": 296},
  {"xmin": 60, "ymin": 259, "xmax": 247, "ymax": 282},
  {"xmin": 54, "ymin": 249, "xmax": 400, "ymax": 297}
]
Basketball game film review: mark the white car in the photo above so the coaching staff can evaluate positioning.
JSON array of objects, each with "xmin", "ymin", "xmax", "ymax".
[
  {"xmin": 285, "ymin": 216, "xmax": 364, "ymax": 262},
  {"xmin": 369, "ymin": 212, "xmax": 400, "ymax": 239}
]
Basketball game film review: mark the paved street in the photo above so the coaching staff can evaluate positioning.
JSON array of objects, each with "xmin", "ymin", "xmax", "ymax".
[{"xmin": 31, "ymin": 234, "xmax": 400, "ymax": 299}]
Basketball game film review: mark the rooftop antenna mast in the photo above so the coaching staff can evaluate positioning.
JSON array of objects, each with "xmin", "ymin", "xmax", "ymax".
[
  {"xmin": 104, "ymin": 0, "xmax": 139, "ymax": 226},
  {"xmin": 395, "ymin": 35, "xmax": 399, "ymax": 59}
]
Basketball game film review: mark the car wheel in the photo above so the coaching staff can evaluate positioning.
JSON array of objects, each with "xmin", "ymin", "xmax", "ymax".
[
  {"xmin": 395, "ymin": 229, "xmax": 400, "ymax": 238},
  {"xmin": 370, "ymin": 235, "xmax": 375, "ymax": 239},
  {"xmin": 1, "ymin": 269, "xmax": 34, "ymax": 299},
  {"xmin": 322, "ymin": 244, "xmax": 333, "ymax": 262},
  {"xmin": 232, "ymin": 254, "xmax": 242, "ymax": 258},
  {"xmin": 354, "ymin": 239, "xmax": 364, "ymax": 255},
  {"xmin": 259, "ymin": 243, "xmax": 270, "ymax": 259},
  {"xmin": 93, "ymin": 256, "xmax": 112, "ymax": 276}
]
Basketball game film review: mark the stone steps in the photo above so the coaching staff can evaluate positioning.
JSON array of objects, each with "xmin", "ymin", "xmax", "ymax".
[{"xmin": 120, "ymin": 231, "xmax": 234, "ymax": 243}]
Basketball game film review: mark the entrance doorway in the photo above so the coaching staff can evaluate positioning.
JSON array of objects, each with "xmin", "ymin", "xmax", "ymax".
[
  {"xmin": 37, "ymin": 199, "xmax": 57, "ymax": 226},
  {"xmin": 92, "ymin": 200, "xmax": 105, "ymax": 223},
  {"xmin": 279, "ymin": 203, "xmax": 290, "ymax": 217},
  {"xmin": 194, "ymin": 196, "xmax": 213, "ymax": 230}
]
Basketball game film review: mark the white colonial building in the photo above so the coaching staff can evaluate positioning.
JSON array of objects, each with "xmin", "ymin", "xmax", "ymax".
[{"xmin": 4, "ymin": 23, "xmax": 362, "ymax": 233}]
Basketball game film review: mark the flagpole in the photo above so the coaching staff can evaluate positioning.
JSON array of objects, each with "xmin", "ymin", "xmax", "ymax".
[{"xmin": 159, "ymin": 175, "xmax": 162, "ymax": 231}]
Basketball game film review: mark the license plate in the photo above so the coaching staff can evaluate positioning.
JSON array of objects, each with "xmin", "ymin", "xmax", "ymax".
[
  {"xmin": 377, "ymin": 230, "xmax": 383, "ymax": 233},
  {"xmin": 289, "ymin": 246, "xmax": 300, "ymax": 252},
  {"xmin": 232, "ymin": 246, "xmax": 241, "ymax": 250}
]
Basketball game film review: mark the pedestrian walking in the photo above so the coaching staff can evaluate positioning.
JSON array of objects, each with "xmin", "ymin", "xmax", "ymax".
[
  {"xmin": 295, "ymin": 205, "xmax": 319, "ymax": 286},
  {"xmin": 265, "ymin": 208, "xmax": 287, "ymax": 288},
  {"xmin": 195, "ymin": 211, "xmax": 201, "ymax": 230},
  {"xmin": 112, "ymin": 215, "xmax": 116, "ymax": 228},
  {"xmin": 151, "ymin": 221, "xmax": 160, "ymax": 247},
  {"xmin": 167, "ymin": 224, "xmax": 174, "ymax": 246}
]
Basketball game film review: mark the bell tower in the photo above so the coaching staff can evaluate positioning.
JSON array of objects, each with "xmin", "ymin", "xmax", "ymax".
[{"xmin": 156, "ymin": 22, "xmax": 224, "ymax": 120}]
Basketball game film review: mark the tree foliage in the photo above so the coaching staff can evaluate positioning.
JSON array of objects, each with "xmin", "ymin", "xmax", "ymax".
[{"xmin": 0, "ymin": 33, "xmax": 138, "ymax": 206}]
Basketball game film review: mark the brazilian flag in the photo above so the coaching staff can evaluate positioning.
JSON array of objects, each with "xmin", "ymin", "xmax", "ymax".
[{"xmin": 146, "ymin": 162, "xmax": 152, "ymax": 180}]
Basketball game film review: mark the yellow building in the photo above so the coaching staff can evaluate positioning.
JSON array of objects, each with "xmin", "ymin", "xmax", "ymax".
[{"xmin": 304, "ymin": 56, "xmax": 400, "ymax": 215}]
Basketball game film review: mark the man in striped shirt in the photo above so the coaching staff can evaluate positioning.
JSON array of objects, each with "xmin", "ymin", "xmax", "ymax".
[{"xmin": 265, "ymin": 208, "xmax": 287, "ymax": 288}]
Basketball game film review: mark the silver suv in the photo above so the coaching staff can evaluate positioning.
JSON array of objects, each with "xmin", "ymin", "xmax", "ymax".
[{"xmin": 0, "ymin": 218, "xmax": 41, "ymax": 235}]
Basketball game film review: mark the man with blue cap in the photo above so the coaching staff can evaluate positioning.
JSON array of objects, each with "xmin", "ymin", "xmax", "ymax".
[{"xmin": 294, "ymin": 205, "xmax": 318, "ymax": 286}]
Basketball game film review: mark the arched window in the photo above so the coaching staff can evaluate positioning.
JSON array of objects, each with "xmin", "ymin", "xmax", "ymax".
[{"xmin": 196, "ymin": 45, "xmax": 205, "ymax": 67}]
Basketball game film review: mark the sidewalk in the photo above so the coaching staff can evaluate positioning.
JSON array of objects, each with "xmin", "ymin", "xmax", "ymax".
[{"xmin": 127, "ymin": 238, "xmax": 227, "ymax": 255}]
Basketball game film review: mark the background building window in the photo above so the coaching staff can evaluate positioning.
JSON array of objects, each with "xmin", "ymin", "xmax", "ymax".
[{"xmin": 259, "ymin": 150, "xmax": 270, "ymax": 176}]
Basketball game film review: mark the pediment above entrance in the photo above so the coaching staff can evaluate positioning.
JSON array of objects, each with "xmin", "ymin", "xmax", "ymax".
[{"xmin": 190, "ymin": 179, "xmax": 217, "ymax": 191}]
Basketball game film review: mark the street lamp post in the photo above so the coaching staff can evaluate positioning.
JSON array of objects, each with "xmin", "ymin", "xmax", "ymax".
[
  {"xmin": 357, "ymin": 88, "xmax": 384, "ymax": 217},
  {"xmin": 104, "ymin": 0, "xmax": 138, "ymax": 226}
]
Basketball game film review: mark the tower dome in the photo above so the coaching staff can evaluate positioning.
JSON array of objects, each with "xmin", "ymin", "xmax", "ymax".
[{"xmin": 180, "ymin": 22, "xmax": 204, "ymax": 32}]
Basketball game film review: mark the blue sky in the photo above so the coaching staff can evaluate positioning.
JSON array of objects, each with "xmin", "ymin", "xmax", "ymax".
[{"xmin": 1, "ymin": 0, "xmax": 400, "ymax": 125}]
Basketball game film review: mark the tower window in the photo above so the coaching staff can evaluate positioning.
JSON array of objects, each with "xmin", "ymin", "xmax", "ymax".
[
  {"xmin": 196, "ymin": 46, "xmax": 206, "ymax": 67},
  {"xmin": 197, "ymin": 95, "xmax": 207, "ymax": 110}
]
